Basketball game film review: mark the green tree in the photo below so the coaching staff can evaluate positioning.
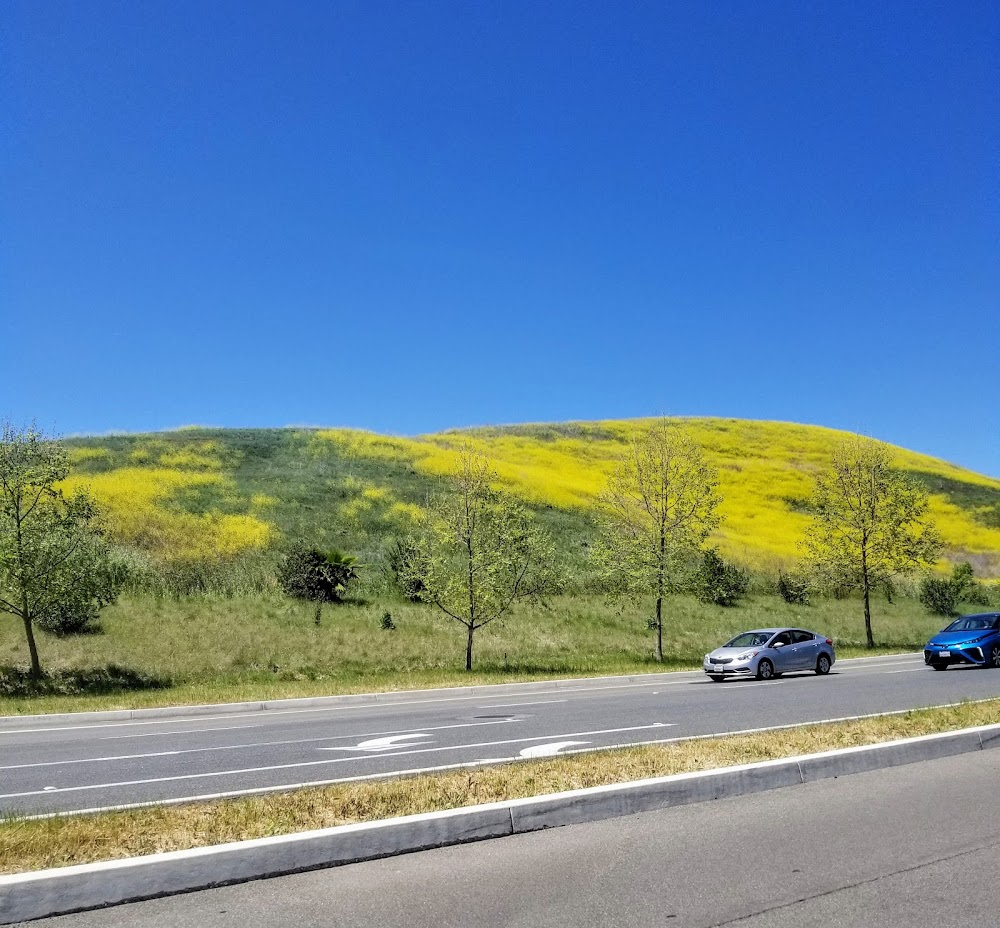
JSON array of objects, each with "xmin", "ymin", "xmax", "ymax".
[
  {"xmin": 591, "ymin": 420, "xmax": 722, "ymax": 662},
  {"xmin": 408, "ymin": 448, "xmax": 562, "ymax": 671},
  {"xmin": 0, "ymin": 423, "xmax": 123, "ymax": 677},
  {"xmin": 804, "ymin": 436, "xmax": 941, "ymax": 648},
  {"xmin": 277, "ymin": 545, "xmax": 359, "ymax": 625}
]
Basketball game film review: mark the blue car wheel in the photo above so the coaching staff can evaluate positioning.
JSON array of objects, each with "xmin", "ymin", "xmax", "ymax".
[{"xmin": 989, "ymin": 644, "xmax": 1000, "ymax": 668}]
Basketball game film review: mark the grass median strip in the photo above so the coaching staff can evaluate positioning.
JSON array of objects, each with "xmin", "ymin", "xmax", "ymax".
[{"xmin": 4, "ymin": 697, "xmax": 1000, "ymax": 875}]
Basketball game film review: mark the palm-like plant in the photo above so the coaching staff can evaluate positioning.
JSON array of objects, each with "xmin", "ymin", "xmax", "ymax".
[{"xmin": 277, "ymin": 545, "xmax": 360, "ymax": 624}]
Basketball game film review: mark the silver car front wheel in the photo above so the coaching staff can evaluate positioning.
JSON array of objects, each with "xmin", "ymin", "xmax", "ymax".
[{"xmin": 756, "ymin": 659, "xmax": 774, "ymax": 681}]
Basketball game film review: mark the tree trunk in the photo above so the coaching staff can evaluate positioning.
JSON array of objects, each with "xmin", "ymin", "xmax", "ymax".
[
  {"xmin": 465, "ymin": 623, "xmax": 475, "ymax": 671},
  {"xmin": 653, "ymin": 595, "xmax": 663, "ymax": 663},
  {"xmin": 654, "ymin": 530, "xmax": 666, "ymax": 663},
  {"xmin": 22, "ymin": 613, "xmax": 42, "ymax": 679},
  {"xmin": 861, "ymin": 550, "xmax": 874, "ymax": 649}
]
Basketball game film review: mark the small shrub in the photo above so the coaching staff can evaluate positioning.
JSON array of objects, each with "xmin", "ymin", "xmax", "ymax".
[
  {"xmin": 777, "ymin": 572, "xmax": 810, "ymax": 605},
  {"xmin": 949, "ymin": 561, "xmax": 992, "ymax": 606},
  {"xmin": 696, "ymin": 548, "xmax": 749, "ymax": 607},
  {"xmin": 380, "ymin": 611, "xmax": 396, "ymax": 631},
  {"xmin": 35, "ymin": 601, "xmax": 104, "ymax": 637},
  {"xmin": 919, "ymin": 576, "xmax": 958, "ymax": 616},
  {"xmin": 951, "ymin": 562, "xmax": 974, "ymax": 600},
  {"xmin": 384, "ymin": 537, "xmax": 426, "ymax": 602},
  {"xmin": 277, "ymin": 545, "xmax": 359, "ymax": 625},
  {"xmin": 919, "ymin": 563, "xmax": 988, "ymax": 617},
  {"xmin": 34, "ymin": 544, "xmax": 130, "ymax": 636}
]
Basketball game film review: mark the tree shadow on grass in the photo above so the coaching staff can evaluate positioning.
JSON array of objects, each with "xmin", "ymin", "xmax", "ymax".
[{"xmin": 0, "ymin": 665, "xmax": 171, "ymax": 699}]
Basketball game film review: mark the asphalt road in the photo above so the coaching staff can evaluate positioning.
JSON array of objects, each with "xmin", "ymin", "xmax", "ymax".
[
  {"xmin": 20, "ymin": 746, "xmax": 1000, "ymax": 928},
  {"xmin": 4, "ymin": 652, "xmax": 1000, "ymax": 817}
]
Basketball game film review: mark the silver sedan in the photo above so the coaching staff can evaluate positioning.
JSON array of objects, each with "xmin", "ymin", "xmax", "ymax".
[{"xmin": 703, "ymin": 627, "xmax": 835, "ymax": 681}]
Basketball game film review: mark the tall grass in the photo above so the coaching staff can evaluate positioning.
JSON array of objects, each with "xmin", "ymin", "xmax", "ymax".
[{"xmin": 0, "ymin": 589, "xmax": 956, "ymax": 714}]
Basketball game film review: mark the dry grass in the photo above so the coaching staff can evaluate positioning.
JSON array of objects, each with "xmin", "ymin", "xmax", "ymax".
[{"xmin": 4, "ymin": 697, "xmax": 1000, "ymax": 875}]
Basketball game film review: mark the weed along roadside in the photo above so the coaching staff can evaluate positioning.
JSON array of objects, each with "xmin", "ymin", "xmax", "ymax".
[{"xmin": 4, "ymin": 698, "xmax": 1000, "ymax": 877}]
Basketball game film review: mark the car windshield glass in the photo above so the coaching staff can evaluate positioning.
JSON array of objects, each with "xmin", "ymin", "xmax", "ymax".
[
  {"xmin": 724, "ymin": 632, "xmax": 771, "ymax": 648},
  {"xmin": 944, "ymin": 616, "xmax": 996, "ymax": 632}
]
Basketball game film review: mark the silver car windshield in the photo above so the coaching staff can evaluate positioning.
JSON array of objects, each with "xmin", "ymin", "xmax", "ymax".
[{"xmin": 724, "ymin": 632, "xmax": 771, "ymax": 648}]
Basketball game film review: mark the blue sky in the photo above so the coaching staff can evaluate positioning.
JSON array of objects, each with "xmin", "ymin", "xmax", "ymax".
[{"xmin": 4, "ymin": 1, "xmax": 998, "ymax": 475}]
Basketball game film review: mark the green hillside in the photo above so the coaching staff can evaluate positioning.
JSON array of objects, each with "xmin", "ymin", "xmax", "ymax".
[
  {"xmin": 62, "ymin": 417, "xmax": 1000, "ymax": 579},
  {"xmin": 3, "ymin": 416, "xmax": 998, "ymax": 711}
]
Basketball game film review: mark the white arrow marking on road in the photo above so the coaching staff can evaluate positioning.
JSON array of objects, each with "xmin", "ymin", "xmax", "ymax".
[
  {"xmin": 519, "ymin": 741, "xmax": 590, "ymax": 758},
  {"xmin": 0, "ymin": 724, "xmax": 674, "ymax": 801},
  {"xmin": 350, "ymin": 733, "xmax": 434, "ymax": 751}
]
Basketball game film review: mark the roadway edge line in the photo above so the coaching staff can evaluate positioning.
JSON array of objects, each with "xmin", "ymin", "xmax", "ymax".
[
  {"xmin": 0, "ymin": 651, "xmax": 922, "ymax": 730},
  {"xmin": 1, "ymin": 719, "xmax": 997, "ymax": 925}
]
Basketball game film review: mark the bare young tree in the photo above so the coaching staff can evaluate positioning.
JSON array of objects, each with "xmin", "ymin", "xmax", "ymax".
[
  {"xmin": 592, "ymin": 420, "xmax": 722, "ymax": 662},
  {"xmin": 804, "ymin": 436, "xmax": 941, "ymax": 648},
  {"xmin": 408, "ymin": 447, "xmax": 562, "ymax": 671}
]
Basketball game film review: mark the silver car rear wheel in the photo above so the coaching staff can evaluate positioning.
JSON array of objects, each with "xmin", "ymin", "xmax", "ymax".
[
  {"xmin": 815, "ymin": 654, "xmax": 831, "ymax": 675},
  {"xmin": 756, "ymin": 659, "xmax": 774, "ymax": 681}
]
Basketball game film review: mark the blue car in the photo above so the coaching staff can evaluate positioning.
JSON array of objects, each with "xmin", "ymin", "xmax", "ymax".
[{"xmin": 924, "ymin": 612, "xmax": 1000, "ymax": 671}]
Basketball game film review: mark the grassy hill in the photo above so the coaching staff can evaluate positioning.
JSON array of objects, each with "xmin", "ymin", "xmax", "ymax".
[
  {"xmin": 3, "ymin": 416, "xmax": 998, "ymax": 712},
  {"xmin": 62, "ymin": 417, "xmax": 1000, "ymax": 580}
]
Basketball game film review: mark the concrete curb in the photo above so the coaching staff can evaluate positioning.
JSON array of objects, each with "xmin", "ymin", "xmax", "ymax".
[
  {"xmin": 2, "ymin": 718, "xmax": 995, "ymax": 925},
  {"xmin": 0, "ymin": 652, "xmax": 919, "ymax": 730}
]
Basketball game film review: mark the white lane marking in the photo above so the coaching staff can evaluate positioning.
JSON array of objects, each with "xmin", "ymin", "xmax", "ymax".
[
  {"xmin": 0, "ymin": 750, "xmax": 181, "ymax": 771},
  {"xmin": 519, "ymin": 741, "xmax": 590, "ymax": 757},
  {"xmin": 477, "ymin": 700, "xmax": 567, "ymax": 708},
  {"xmin": 14, "ymin": 694, "xmax": 986, "ymax": 819},
  {"xmin": 885, "ymin": 669, "xmax": 926, "ymax": 674},
  {"xmin": 0, "ymin": 724, "xmax": 674, "ymax": 800},
  {"xmin": 10, "ymin": 754, "xmax": 616, "ymax": 820},
  {"xmin": 0, "ymin": 720, "xmax": 515, "ymax": 771},
  {"xmin": 0, "ymin": 683, "xmax": 690, "ymax": 736},
  {"xmin": 101, "ymin": 725, "xmax": 254, "ymax": 740},
  {"xmin": 353, "ymin": 734, "xmax": 433, "ymax": 751},
  {"xmin": 847, "ymin": 661, "xmax": 926, "ymax": 671}
]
